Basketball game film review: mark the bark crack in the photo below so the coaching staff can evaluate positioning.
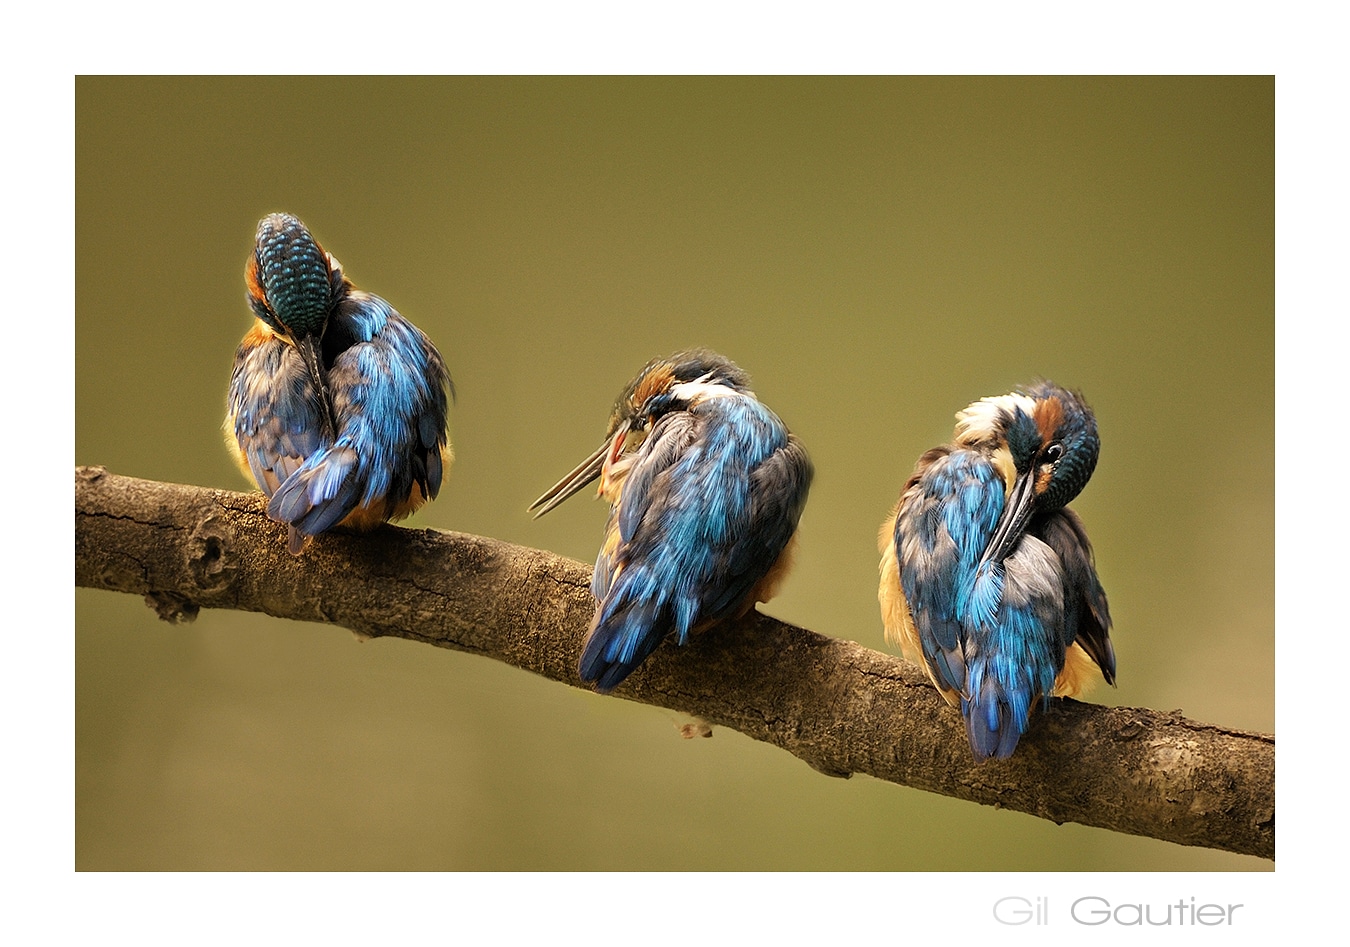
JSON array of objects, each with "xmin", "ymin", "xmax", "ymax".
[{"xmin": 74, "ymin": 466, "xmax": 1275, "ymax": 860}]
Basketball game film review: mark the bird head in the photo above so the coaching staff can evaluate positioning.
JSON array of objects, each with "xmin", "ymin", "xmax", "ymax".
[
  {"xmin": 243, "ymin": 213, "xmax": 349, "ymax": 435},
  {"xmin": 245, "ymin": 213, "xmax": 344, "ymax": 342},
  {"xmin": 608, "ymin": 348, "xmax": 751, "ymax": 436},
  {"xmin": 1003, "ymin": 381, "xmax": 1100, "ymax": 511},
  {"xmin": 956, "ymin": 381, "xmax": 1100, "ymax": 568},
  {"xmin": 528, "ymin": 349, "xmax": 751, "ymax": 518}
]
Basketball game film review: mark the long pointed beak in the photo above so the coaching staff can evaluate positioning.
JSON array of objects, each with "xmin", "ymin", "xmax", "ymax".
[
  {"xmin": 979, "ymin": 469, "xmax": 1037, "ymax": 569},
  {"xmin": 528, "ymin": 419, "xmax": 631, "ymax": 519},
  {"xmin": 294, "ymin": 333, "xmax": 338, "ymax": 438}
]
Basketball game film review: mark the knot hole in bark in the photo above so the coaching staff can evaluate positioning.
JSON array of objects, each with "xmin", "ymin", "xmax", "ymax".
[{"xmin": 187, "ymin": 514, "xmax": 238, "ymax": 593}]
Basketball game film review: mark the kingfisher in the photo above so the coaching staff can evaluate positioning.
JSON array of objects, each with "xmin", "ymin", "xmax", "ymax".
[
  {"xmin": 877, "ymin": 381, "xmax": 1115, "ymax": 761},
  {"xmin": 529, "ymin": 349, "xmax": 813, "ymax": 692},
  {"xmin": 225, "ymin": 212, "xmax": 452, "ymax": 555}
]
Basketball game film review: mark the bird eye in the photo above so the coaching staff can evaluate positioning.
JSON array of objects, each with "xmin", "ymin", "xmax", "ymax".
[{"xmin": 1044, "ymin": 442, "xmax": 1065, "ymax": 463}]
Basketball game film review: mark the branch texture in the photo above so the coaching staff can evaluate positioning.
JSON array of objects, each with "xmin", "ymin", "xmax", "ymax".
[{"xmin": 75, "ymin": 466, "xmax": 1275, "ymax": 859}]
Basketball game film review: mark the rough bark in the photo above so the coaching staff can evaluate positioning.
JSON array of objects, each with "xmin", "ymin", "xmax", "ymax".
[{"xmin": 74, "ymin": 466, "xmax": 1275, "ymax": 860}]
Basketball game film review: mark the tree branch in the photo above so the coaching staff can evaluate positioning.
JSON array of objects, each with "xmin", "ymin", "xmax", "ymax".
[{"xmin": 74, "ymin": 466, "xmax": 1274, "ymax": 860}]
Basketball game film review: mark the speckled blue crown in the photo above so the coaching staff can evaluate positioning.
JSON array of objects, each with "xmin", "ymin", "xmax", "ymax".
[{"xmin": 254, "ymin": 213, "xmax": 332, "ymax": 336}]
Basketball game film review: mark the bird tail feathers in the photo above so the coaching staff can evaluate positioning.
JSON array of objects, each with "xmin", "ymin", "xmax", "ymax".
[
  {"xmin": 579, "ymin": 599, "xmax": 669, "ymax": 693},
  {"xmin": 963, "ymin": 670, "xmax": 1037, "ymax": 761},
  {"xmin": 267, "ymin": 446, "xmax": 363, "ymax": 550}
]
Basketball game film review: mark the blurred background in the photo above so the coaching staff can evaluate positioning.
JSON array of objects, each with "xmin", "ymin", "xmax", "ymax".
[{"xmin": 75, "ymin": 77, "xmax": 1272, "ymax": 871}]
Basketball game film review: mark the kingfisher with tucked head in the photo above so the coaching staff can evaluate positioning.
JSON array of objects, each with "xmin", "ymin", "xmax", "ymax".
[
  {"xmin": 529, "ymin": 349, "xmax": 813, "ymax": 692},
  {"xmin": 225, "ymin": 212, "xmax": 452, "ymax": 554},
  {"xmin": 878, "ymin": 381, "xmax": 1115, "ymax": 761}
]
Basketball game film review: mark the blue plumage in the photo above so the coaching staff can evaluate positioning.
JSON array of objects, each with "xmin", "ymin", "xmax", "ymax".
[
  {"xmin": 226, "ymin": 213, "xmax": 452, "ymax": 554},
  {"xmin": 530, "ymin": 349, "xmax": 812, "ymax": 692},
  {"xmin": 879, "ymin": 383, "xmax": 1114, "ymax": 761}
]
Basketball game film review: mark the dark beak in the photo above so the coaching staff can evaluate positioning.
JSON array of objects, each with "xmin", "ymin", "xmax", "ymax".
[
  {"xmin": 294, "ymin": 333, "xmax": 338, "ymax": 438},
  {"xmin": 528, "ymin": 420, "xmax": 631, "ymax": 518},
  {"xmin": 979, "ymin": 469, "xmax": 1036, "ymax": 569}
]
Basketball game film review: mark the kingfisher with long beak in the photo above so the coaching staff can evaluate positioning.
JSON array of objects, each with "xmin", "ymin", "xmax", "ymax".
[
  {"xmin": 530, "ymin": 349, "xmax": 813, "ymax": 693},
  {"xmin": 225, "ymin": 213, "xmax": 452, "ymax": 554},
  {"xmin": 878, "ymin": 381, "xmax": 1115, "ymax": 761}
]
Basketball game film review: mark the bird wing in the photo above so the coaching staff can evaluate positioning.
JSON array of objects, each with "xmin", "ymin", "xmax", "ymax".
[
  {"xmin": 267, "ymin": 295, "xmax": 451, "ymax": 540},
  {"xmin": 225, "ymin": 325, "xmax": 328, "ymax": 498},
  {"xmin": 1035, "ymin": 507, "xmax": 1115, "ymax": 685},
  {"xmin": 584, "ymin": 411, "xmax": 692, "ymax": 603},
  {"xmin": 580, "ymin": 410, "xmax": 700, "ymax": 690},
  {"xmin": 893, "ymin": 447, "xmax": 1006, "ymax": 699},
  {"xmin": 717, "ymin": 433, "xmax": 813, "ymax": 614}
]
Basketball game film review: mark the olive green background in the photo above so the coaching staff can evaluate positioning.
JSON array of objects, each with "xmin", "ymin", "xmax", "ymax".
[{"xmin": 75, "ymin": 77, "xmax": 1273, "ymax": 871}]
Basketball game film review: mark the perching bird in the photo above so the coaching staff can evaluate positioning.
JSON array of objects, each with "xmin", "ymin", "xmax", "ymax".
[
  {"xmin": 878, "ymin": 381, "xmax": 1115, "ymax": 761},
  {"xmin": 225, "ymin": 212, "xmax": 452, "ymax": 554},
  {"xmin": 529, "ymin": 349, "xmax": 813, "ymax": 692}
]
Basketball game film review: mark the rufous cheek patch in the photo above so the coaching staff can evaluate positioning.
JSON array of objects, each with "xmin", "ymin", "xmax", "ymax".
[
  {"xmin": 1033, "ymin": 395, "xmax": 1064, "ymax": 442},
  {"xmin": 632, "ymin": 364, "xmax": 676, "ymax": 408}
]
